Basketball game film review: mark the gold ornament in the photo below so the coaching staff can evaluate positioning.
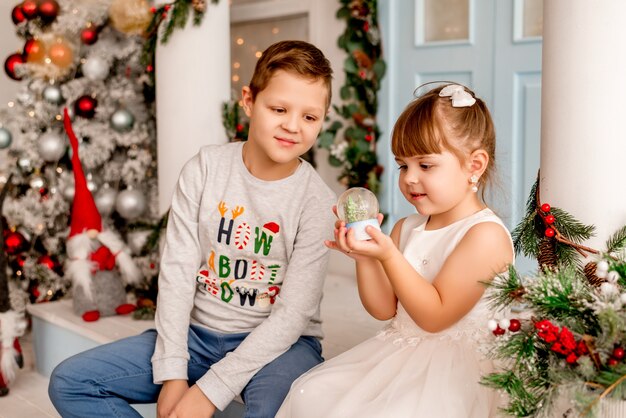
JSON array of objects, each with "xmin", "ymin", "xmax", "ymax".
[
  {"xmin": 109, "ymin": 0, "xmax": 152, "ymax": 35},
  {"xmin": 48, "ymin": 38, "xmax": 74, "ymax": 69}
]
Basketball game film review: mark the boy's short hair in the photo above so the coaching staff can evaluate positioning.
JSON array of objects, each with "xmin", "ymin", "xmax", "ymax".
[{"xmin": 248, "ymin": 40, "xmax": 333, "ymax": 108}]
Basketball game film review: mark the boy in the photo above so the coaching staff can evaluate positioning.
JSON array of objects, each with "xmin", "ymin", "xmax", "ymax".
[{"xmin": 48, "ymin": 40, "xmax": 336, "ymax": 418}]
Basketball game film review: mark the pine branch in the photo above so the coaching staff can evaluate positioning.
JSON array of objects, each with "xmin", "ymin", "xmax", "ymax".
[
  {"xmin": 486, "ymin": 265, "xmax": 526, "ymax": 310},
  {"xmin": 605, "ymin": 225, "xmax": 626, "ymax": 254}
]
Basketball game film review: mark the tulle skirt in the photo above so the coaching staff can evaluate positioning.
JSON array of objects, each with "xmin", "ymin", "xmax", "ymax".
[{"xmin": 276, "ymin": 331, "xmax": 497, "ymax": 418}]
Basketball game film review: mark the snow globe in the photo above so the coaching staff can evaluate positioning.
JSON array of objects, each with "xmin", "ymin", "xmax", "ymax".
[{"xmin": 337, "ymin": 187, "xmax": 381, "ymax": 240}]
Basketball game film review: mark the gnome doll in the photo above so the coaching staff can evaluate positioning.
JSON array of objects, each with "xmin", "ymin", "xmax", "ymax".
[
  {"xmin": 63, "ymin": 109, "xmax": 142, "ymax": 322},
  {"xmin": 0, "ymin": 175, "xmax": 27, "ymax": 396}
]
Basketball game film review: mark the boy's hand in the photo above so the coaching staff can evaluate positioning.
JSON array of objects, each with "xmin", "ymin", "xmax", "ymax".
[
  {"xmin": 158, "ymin": 380, "xmax": 188, "ymax": 418},
  {"xmin": 168, "ymin": 385, "xmax": 216, "ymax": 418}
]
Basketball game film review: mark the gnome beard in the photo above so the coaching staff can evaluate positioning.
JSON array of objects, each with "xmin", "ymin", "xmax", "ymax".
[
  {"xmin": 63, "ymin": 109, "xmax": 141, "ymax": 322},
  {"xmin": 66, "ymin": 231, "xmax": 140, "ymax": 322}
]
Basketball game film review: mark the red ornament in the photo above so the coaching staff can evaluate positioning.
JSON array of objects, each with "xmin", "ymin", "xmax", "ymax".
[
  {"xmin": 5, "ymin": 231, "xmax": 27, "ymax": 255},
  {"xmin": 38, "ymin": 0, "xmax": 60, "ymax": 23},
  {"xmin": 74, "ymin": 95, "xmax": 97, "ymax": 119},
  {"xmin": 4, "ymin": 53, "xmax": 25, "ymax": 81},
  {"xmin": 37, "ymin": 254, "xmax": 57, "ymax": 270},
  {"xmin": 613, "ymin": 347, "xmax": 625, "ymax": 360},
  {"xmin": 508, "ymin": 319, "xmax": 521, "ymax": 332},
  {"xmin": 146, "ymin": 64, "xmax": 154, "ymax": 73},
  {"xmin": 11, "ymin": 5, "xmax": 26, "ymax": 25},
  {"xmin": 545, "ymin": 214, "xmax": 555, "ymax": 224},
  {"xmin": 545, "ymin": 228, "xmax": 556, "ymax": 238},
  {"xmin": 365, "ymin": 134, "xmax": 373, "ymax": 142},
  {"xmin": 21, "ymin": 0, "xmax": 39, "ymax": 20},
  {"xmin": 236, "ymin": 124, "xmax": 244, "ymax": 132},
  {"xmin": 81, "ymin": 26, "xmax": 99, "ymax": 45},
  {"xmin": 540, "ymin": 203, "xmax": 551, "ymax": 213},
  {"xmin": 492, "ymin": 326, "xmax": 506, "ymax": 336}
]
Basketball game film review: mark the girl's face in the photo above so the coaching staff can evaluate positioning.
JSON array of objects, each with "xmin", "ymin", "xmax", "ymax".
[{"xmin": 395, "ymin": 149, "xmax": 478, "ymax": 225}]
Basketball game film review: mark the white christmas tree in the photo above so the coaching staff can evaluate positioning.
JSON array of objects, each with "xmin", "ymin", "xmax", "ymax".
[{"xmin": 0, "ymin": 0, "xmax": 160, "ymax": 309}]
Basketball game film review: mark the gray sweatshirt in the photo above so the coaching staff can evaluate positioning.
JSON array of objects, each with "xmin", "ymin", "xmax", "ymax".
[{"xmin": 151, "ymin": 141, "xmax": 336, "ymax": 410}]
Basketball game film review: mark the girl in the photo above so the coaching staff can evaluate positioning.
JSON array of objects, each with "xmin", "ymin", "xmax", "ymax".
[{"xmin": 276, "ymin": 84, "xmax": 514, "ymax": 417}]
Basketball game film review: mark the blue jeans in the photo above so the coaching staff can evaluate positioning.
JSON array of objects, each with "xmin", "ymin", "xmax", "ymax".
[{"xmin": 48, "ymin": 325, "xmax": 323, "ymax": 418}]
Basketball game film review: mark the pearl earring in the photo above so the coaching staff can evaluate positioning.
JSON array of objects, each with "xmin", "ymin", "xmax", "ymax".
[{"xmin": 470, "ymin": 175, "xmax": 479, "ymax": 193}]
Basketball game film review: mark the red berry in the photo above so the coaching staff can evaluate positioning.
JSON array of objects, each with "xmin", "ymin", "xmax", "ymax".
[
  {"xmin": 150, "ymin": 6, "xmax": 157, "ymax": 13},
  {"xmin": 146, "ymin": 65, "xmax": 154, "ymax": 72},
  {"xmin": 365, "ymin": 134, "xmax": 373, "ymax": 142},
  {"xmin": 545, "ymin": 228, "xmax": 555, "ymax": 238},
  {"xmin": 613, "ymin": 347, "xmax": 625, "ymax": 360},
  {"xmin": 545, "ymin": 214, "xmax": 555, "ymax": 224},
  {"xmin": 493, "ymin": 326, "xmax": 505, "ymax": 336},
  {"xmin": 508, "ymin": 319, "xmax": 521, "ymax": 332},
  {"xmin": 541, "ymin": 203, "xmax": 551, "ymax": 213},
  {"xmin": 164, "ymin": 4, "xmax": 171, "ymax": 11},
  {"xmin": 608, "ymin": 358, "xmax": 618, "ymax": 367}
]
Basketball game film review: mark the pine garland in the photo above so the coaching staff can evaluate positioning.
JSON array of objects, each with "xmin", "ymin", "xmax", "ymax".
[
  {"xmin": 484, "ymin": 174, "xmax": 626, "ymax": 417},
  {"xmin": 141, "ymin": 0, "xmax": 219, "ymax": 82}
]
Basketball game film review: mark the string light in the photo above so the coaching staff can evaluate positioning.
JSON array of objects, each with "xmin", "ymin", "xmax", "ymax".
[
  {"xmin": 232, "ymin": 75, "xmax": 239, "ymax": 82},
  {"xmin": 236, "ymin": 38, "xmax": 244, "ymax": 45},
  {"xmin": 255, "ymin": 51, "xmax": 262, "ymax": 58},
  {"xmin": 233, "ymin": 62, "xmax": 240, "ymax": 69}
]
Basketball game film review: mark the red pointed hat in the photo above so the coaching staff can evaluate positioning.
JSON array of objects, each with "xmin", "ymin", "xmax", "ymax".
[{"xmin": 63, "ymin": 108, "xmax": 102, "ymax": 237}]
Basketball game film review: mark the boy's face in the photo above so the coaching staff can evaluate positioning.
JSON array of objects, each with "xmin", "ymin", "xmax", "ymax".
[{"xmin": 242, "ymin": 70, "xmax": 327, "ymax": 173}]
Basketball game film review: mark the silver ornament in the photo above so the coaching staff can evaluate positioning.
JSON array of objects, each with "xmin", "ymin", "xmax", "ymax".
[
  {"xmin": 82, "ymin": 56, "xmax": 110, "ymax": 81},
  {"xmin": 127, "ymin": 230, "xmax": 151, "ymax": 255},
  {"xmin": 95, "ymin": 185, "xmax": 117, "ymax": 216},
  {"xmin": 110, "ymin": 108, "xmax": 135, "ymax": 133},
  {"xmin": 115, "ymin": 188, "xmax": 147, "ymax": 220},
  {"xmin": 86, "ymin": 173, "xmax": 98, "ymax": 193},
  {"xmin": 38, "ymin": 131, "xmax": 66, "ymax": 162},
  {"xmin": 16, "ymin": 89, "xmax": 34, "ymax": 106},
  {"xmin": 43, "ymin": 85, "xmax": 64, "ymax": 105},
  {"xmin": 62, "ymin": 182, "xmax": 75, "ymax": 200},
  {"xmin": 0, "ymin": 127, "xmax": 12, "ymax": 149},
  {"xmin": 30, "ymin": 176, "xmax": 45, "ymax": 189},
  {"xmin": 17, "ymin": 157, "xmax": 32, "ymax": 174}
]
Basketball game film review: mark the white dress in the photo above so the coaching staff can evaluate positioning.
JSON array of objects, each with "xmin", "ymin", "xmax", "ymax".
[{"xmin": 276, "ymin": 208, "xmax": 511, "ymax": 418}]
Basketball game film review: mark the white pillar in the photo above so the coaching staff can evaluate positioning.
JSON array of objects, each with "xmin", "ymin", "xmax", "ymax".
[
  {"xmin": 155, "ymin": 1, "xmax": 230, "ymax": 214},
  {"xmin": 540, "ymin": 0, "xmax": 626, "ymax": 250}
]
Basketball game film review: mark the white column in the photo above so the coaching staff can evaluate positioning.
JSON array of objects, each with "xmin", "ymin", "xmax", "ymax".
[
  {"xmin": 540, "ymin": 0, "xmax": 626, "ymax": 249},
  {"xmin": 156, "ymin": 1, "xmax": 230, "ymax": 214}
]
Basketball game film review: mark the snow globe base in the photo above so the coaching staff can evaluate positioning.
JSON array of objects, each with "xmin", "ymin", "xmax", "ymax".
[{"xmin": 346, "ymin": 218, "xmax": 380, "ymax": 240}]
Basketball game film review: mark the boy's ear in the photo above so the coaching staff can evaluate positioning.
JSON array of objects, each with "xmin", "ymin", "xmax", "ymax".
[
  {"xmin": 468, "ymin": 149, "xmax": 489, "ymax": 177},
  {"xmin": 241, "ymin": 86, "xmax": 254, "ymax": 118}
]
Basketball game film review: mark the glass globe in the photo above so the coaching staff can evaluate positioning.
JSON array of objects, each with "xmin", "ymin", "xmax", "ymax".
[{"xmin": 337, "ymin": 187, "xmax": 381, "ymax": 240}]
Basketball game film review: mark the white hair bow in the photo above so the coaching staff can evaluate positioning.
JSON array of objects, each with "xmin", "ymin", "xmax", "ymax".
[{"xmin": 439, "ymin": 84, "xmax": 476, "ymax": 107}]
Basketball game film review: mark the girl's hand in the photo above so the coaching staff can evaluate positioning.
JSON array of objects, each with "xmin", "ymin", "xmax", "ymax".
[
  {"xmin": 168, "ymin": 385, "xmax": 216, "ymax": 418},
  {"xmin": 325, "ymin": 206, "xmax": 391, "ymax": 261}
]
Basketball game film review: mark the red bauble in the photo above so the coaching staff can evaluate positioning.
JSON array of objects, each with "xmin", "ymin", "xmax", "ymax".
[
  {"xmin": 74, "ymin": 95, "xmax": 98, "ymax": 119},
  {"xmin": 613, "ymin": 347, "xmax": 625, "ymax": 361},
  {"xmin": 545, "ymin": 214, "xmax": 555, "ymax": 225},
  {"xmin": 492, "ymin": 326, "xmax": 506, "ymax": 336},
  {"xmin": 540, "ymin": 203, "xmax": 551, "ymax": 213},
  {"xmin": 545, "ymin": 228, "xmax": 556, "ymax": 238},
  {"xmin": 21, "ymin": 0, "xmax": 39, "ymax": 19},
  {"xmin": 38, "ymin": 0, "xmax": 60, "ymax": 23},
  {"xmin": 4, "ymin": 53, "xmax": 25, "ymax": 81},
  {"xmin": 37, "ymin": 254, "xmax": 60, "ymax": 271},
  {"xmin": 12, "ymin": 5, "xmax": 26, "ymax": 24},
  {"xmin": 508, "ymin": 319, "xmax": 521, "ymax": 332},
  {"xmin": 5, "ymin": 231, "xmax": 27, "ymax": 255},
  {"xmin": 81, "ymin": 26, "xmax": 99, "ymax": 45}
]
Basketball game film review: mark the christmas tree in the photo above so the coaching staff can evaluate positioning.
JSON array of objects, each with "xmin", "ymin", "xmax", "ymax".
[
  {"xmin": 0, "ymin": 0, "xmax": 160, "ymax": 310},
  {"xmin": 483, "ymin": 175, "xmax": 626, "ymax": 417}
]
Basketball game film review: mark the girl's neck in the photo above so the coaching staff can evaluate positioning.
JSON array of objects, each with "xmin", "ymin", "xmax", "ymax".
[{"xmin": 424, "ymin": 195, "xmax": 486, "ymax": 230}]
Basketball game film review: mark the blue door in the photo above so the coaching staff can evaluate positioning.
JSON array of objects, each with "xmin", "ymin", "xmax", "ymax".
[{"xmin": 378, "ymin": 0, "xmax": 542, "ymax": 272}]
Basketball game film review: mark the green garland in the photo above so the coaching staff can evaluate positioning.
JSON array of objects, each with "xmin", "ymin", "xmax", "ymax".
[
  {"xmin": 318, "ymin": 0, "xmax": 386, "ymax": 194},
  {"xmin": 484, "ymin": 173, "xmax": 626, "ymax": 416},
  {"xmin": 222, "ymin": 0, "xmax": 386, "ymax": 193},
  {"xmin": 141, "ymin": 0, "xmax": 219, "ymax": 80}
]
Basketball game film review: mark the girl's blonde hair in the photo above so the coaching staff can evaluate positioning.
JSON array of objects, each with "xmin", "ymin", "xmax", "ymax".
[{"xmin": 391, "ymin": 84, "xmax": 496, "ymax": 190}]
